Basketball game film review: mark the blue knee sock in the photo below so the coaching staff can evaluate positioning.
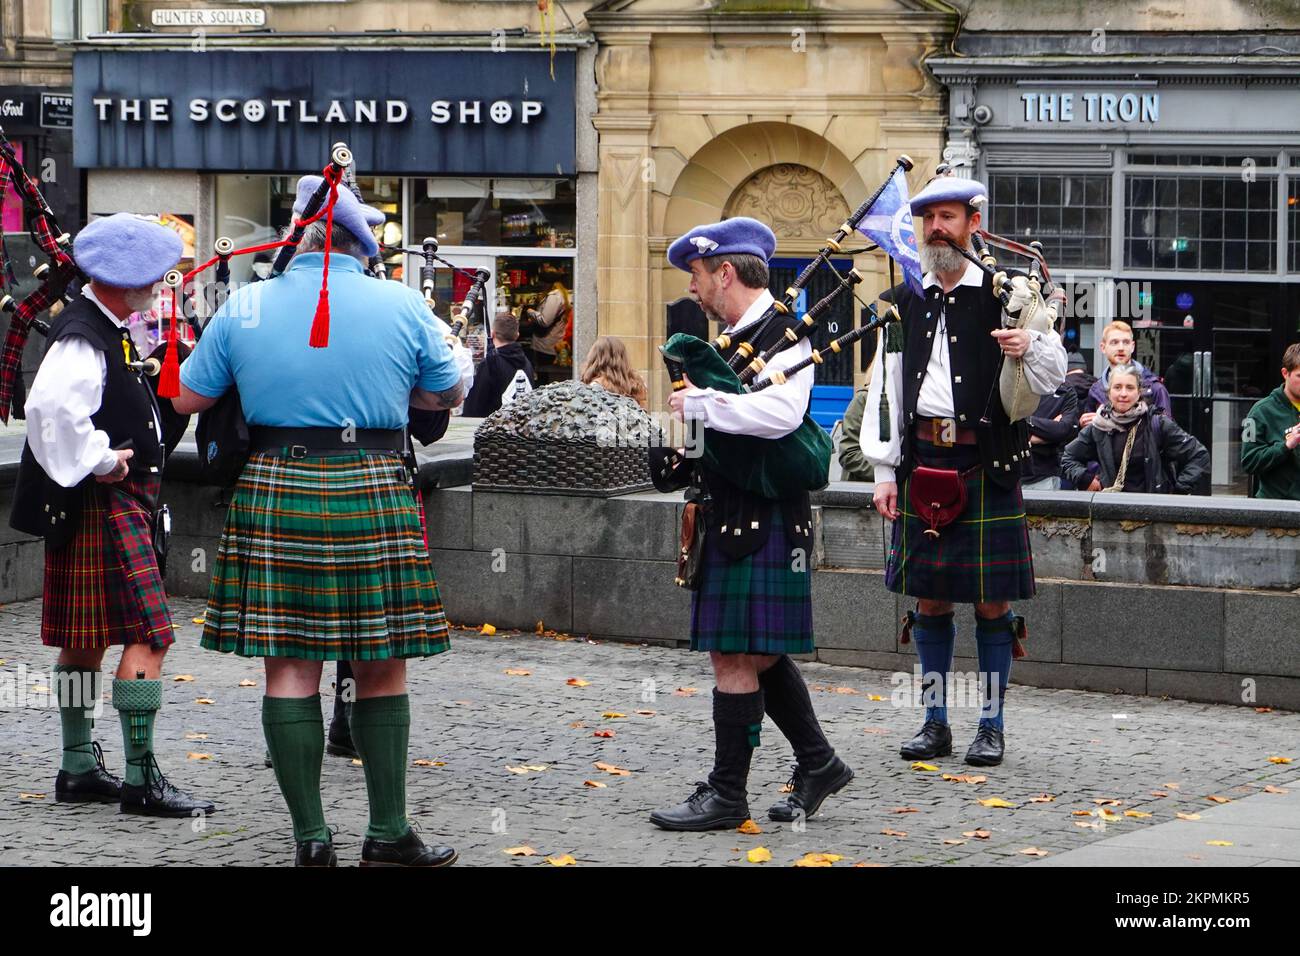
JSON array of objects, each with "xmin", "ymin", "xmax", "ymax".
[
  {"xmin": 911, "ymin": 611, "xmax": 955, "ymax": 724},
  {"xmin": 975, "ymin": 611, "xmax": 1015, "ymax": 730}
]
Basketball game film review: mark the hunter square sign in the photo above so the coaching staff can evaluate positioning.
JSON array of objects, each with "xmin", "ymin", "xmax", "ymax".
[{"xmin": 73, "ymin": 49, "xmax": 576, "ymax": 176}]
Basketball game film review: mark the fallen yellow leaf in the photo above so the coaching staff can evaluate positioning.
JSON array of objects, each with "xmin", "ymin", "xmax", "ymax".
[
  {"xmin": 191, "ymin": 615, "xmax": 205, "ymax": 625},
  {"xmin": 412, "ymin": 759, "xmax": 446, "ymax": 767},
  {"xmin": 186, "ymin": 752, "xmax": 212, "ymax": 761},
  {"xmin": 1205, "ymin": 840, "xmax": 1234, "ymax": 847},
  {"xmin": 172, "ymin": 675, "xmax": 195, "ymax": 682},
  {"xmin": 582, "ymin": 780, "xmax": 607, "ymax": 788},
  {"xmin": 746, "ymin": 847, "xmax": 773, "ymax": 864},
  {"xmin": 504, "ymin": 668, "xmax": 531, "ymax": 676},
  {"xmin": 673, "ymin": 687, "xmax": 699, "ymax": 697},
  {"xmin": 566, "ymin": 678, "xmax": 590, "ymax": 687},
  {"xmin": 1099, "ymin": 808, "xmax": 1122, "ymax": 821},
  {"xmin": 833, "ymin": 687, "xmax": 859, "ymax": 696},
  {"xmin": 1092, "ymin": 798, "xmax": 1122, "ymax": 806},
  {"xmin": 1206, "ymin": 796, "xmax": 1231, "ymax": 804},
  {"xmin": 194, "ymin": 698, "xmax": 215, "ymax": 705},
  {"xmin": 1150, "ymin": 790, "xmax": 1169, "ymax": 797},
  {"xmin": 943, "ymin": 839, "xmax": 966, "ymax": 845},
  {"xmin": 737, "ymin": 819, "xmax": 763, "ymax": 835},
  {"xmin": 592, "ymin": 730, "xmax": 615, "ymax": 739},
  {"xmin": 880, "ymin": 828, "xmax": 908, "ymax": 838},
  {"xmin": 1071, "ymin": 810, "xmax": 1095, "ymax": 817},
  {"xmin": 1263, "ymin": 785, "xmax": 1289, "ymax": 794},
  {"xmin": 1019, "ymin": 847, "xmax": 1049, "ymax": 857},
  {"xmin": 545, "ymin": 854, "xmax": 577, "ymax": 866},
  {"xmin": 1176, "ymin": 812, "xmax": 1202, "ymax": 821},
  {"xmin": 481, "ymin": 624, "xmax": 497, "ymax": 635},
  {"xmin": 942, "ymin": 773, "xmax": 987, "ymax": 784},
  {"xmin": 184, "ymin": 733, "xmax": 208, "ymax": 740},
  {"xmin": 19, "ymin": 793, "xmax": 45, "ymax": 800},
  {"xmin": 593, "ymin": 761, "xmax": 631, "ymax": 776},
  {"xmin": 963, "ymin": 829, "xmax": 992, "ymax": 840},
  {"xmin": 238, "ymin": 679, "xmax": 257, "ymax": 687},
  {"xmin": 866, "ymin": 694, "xmax": 886, "ymax": 701},
  {"xmin": 503, "ymin": 846, "xmax": 537, "ymax": 857},
  {"xmin": 911, "ymin": 762, "xmax": 939, "ymax": 772},
  {"xmin": 1268, "ymin": 756, "xmax": 1292, "ymax": 765},
  {"xmin": 601, "ymin": 712, "xmax": 627, "ymax": 719},
  {"xmin": 1028, "ymin": 794, "xmax": 1056, "ymax": 803},
  {"xmin": 1124, "ymin": 810, "xmax": 1152, "ymax": 818},
  {"xmin": 978, "ymin": 797, "xmax": 1016, "ymax": 809},
  {"xmin": 794, "ymin": 853, "xmax": 842, "ymax": 867},
  {"xmin": 351, "ymin": 758, "xmax": 363, "ymax": 766}
]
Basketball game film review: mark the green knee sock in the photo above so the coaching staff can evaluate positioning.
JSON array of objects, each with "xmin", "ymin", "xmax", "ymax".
[
  {"xmin": 112, "ymin": 677, "xmax": 162, "ymax": 787},
  {"xmin": 350, "ymin": 694, "xmax": 411, "ymax": 842},
  {"xmin": 55, "ymin": 665, "xmax": 101, "ymax": 774},
  {"xmin": 262, "ymin": 695, "xmax": 330, "ymax": 844}
]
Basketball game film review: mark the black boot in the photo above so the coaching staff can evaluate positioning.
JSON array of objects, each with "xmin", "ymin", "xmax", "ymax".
[
  {"xmin": 55, "ymin": 742, "xmax": 122, "ymax": 804},
  {"xmin": 120, "ymin": 753, "xmax": 217, "ymax": 817},
  {"xmin": 296, "ymin": 829, "xmax": 338, "ymax": 867},
  {"xmin": 758, "ymin": 656, "xmax": 851, "ymax": 820},
  {"xmin": 769, "ymin": 756, "xmax": 854, "ymax": 822},
  {"xmin": 327, "ymin": 662, "xmax": 358, "ymax": 759},
  {"xmin": 650, "ymin": 688, "xmax": 762, "ymax": 832},
  {"xmin": 361, "ymin": 828, "xmax": 457, "ymax": 867},
  {"xmin": 964, "ymin": 725, "xmax": 1005, "ymax": 767},
  {"xmin": 899, "ymin": 719, "xmax": 953, "ymax": 760}
]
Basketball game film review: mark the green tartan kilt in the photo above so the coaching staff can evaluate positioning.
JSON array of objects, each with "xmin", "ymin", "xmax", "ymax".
[
  {"xmin": 200, "ymin": 451, "xmax": 450, "ymax": 660},
  {"xmin": 690, "ymin": 520, "xmax": 813, "ymax": 655},
  {"xmin": 886, "ymin": 442, "xmax": 1036, "ymax": 605}
]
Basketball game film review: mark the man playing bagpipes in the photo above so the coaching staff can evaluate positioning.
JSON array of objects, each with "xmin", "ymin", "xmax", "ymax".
[
  {"xmin": 863, "ymin": 176, "xmax": 1067, "ymax": 767},
  {"xmin": 9, "ymin": 213, "xmax": 216, "ymax": 817},
  {"xmin": 172, "ymin": 176, "xmax": 464, "ymax": 866},
  {"xmin": 649, "ymin": 217, "xmax": 853, "ymax": 831}
]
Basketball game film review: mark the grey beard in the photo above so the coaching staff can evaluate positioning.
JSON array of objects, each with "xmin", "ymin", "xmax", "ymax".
[{"xmin": 919, "ymin": 240, "xmax": 968, "ymax": 276}]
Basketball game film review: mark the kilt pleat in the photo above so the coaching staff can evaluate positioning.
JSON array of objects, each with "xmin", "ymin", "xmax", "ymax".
[
  {"xmin": 200, "ymin": 451, "xmax": 449, "ymax": 660},
  {"xmin": 690, "ymin": 519, "xmax": 813, "ymax": 655},
  {"xmin": 886, "ymin": 442, "xmax": 1035, "ymax": 604},
  {"xmin": 41, "ymin": 474, "xmax": 173, "ymax": 650}
]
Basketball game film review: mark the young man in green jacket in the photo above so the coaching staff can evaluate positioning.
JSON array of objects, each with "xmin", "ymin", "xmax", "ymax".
[{"xmin": 1242, "ymin": 344, "xmax": 1300, "ymax": 500}]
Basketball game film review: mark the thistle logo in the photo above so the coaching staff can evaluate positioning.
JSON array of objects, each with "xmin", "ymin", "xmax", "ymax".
[{"xmin": 49, "ymin": 886, "xmax": 151, "ymax": 936}]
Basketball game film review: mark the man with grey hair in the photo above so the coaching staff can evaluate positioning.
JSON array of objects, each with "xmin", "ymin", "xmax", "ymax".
[{"xmin": 174, "ymin": 175, "xmax": 464, "ymax": 867}]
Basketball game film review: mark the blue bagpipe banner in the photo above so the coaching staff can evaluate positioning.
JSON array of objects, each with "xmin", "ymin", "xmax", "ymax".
[{"xmin": 856, "ymin": 166, "xmax": 924, "ymax": 296}]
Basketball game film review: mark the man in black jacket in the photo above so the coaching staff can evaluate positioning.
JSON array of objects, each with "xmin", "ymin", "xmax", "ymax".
[
  {"xmin": 463, "ymin": 312, "xmax": 534, "ymax": 418},
  {"xmin": 1021, "ymin": 383, "xmax": 1079, "ymax": 490}
]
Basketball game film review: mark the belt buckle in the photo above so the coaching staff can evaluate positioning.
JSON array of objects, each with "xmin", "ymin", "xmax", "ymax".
[
  {"xmin": 930, "ymin": 418, "xmax": 956, "ymax": 448},
  {"xmin": 289, "ymin": 444, "xmax": 309, "ymax": 460}
]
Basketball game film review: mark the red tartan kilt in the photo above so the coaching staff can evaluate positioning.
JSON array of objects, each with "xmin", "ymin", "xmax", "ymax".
[{"xmin": 41, "ymin": 474, "xmax": 174, "ymax": 650}]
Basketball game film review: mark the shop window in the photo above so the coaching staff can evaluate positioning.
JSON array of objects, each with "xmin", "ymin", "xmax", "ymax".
[
  {"xmin": 214, "ymin": 174, "xmax": 403, "ymax": 285},
  {"xmin": 1125, "ymin": 175, "xmax": 1276, "ymax": 273},
  {"xmin": 412, "ymin": 178, "xmax": 576, "ymax": 248},
  {"xmin": 1289, "ymin": 180, "xmax": 1300, "ymax": 274},
  {"xmin": 1128, "ymin": 153, "xmax": 1279, "ymax": 168},
  {"xmin": 987, "ymin": 172, "xmax": 1110, "ymax": 268}
]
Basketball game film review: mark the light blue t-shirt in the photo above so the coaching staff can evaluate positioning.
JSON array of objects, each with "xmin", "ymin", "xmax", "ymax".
[{"xmin": 181, "ymin": 253, "xmax": 460, "ymax": 429}]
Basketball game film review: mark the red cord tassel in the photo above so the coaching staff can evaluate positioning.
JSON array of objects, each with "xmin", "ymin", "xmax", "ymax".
[
  {"xmin": 309, "ymin": 288, "xmax": 330, "ymax": 348},
  {"xmin": 157, "ymin": 289, "xmax": 181, "ymax": 398}
]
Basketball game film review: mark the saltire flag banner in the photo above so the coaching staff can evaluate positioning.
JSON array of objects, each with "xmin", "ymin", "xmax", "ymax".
[{"xmin": 856, "ymin": 166, "xmax": 924, "ymax": 296}]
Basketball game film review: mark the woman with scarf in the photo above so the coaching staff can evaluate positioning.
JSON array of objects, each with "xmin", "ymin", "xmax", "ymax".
[{"xmin": 1061, "ymin": 364, "xmax": 1208, "ymax": 494}]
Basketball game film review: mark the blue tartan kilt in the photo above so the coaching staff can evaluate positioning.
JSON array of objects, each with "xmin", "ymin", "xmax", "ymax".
[
  {"xmin": 690, "ymin": 520, "xmax": 813, "ymax": 655},
  {"xmin": 886, "ymin": 441, "xmax": 1036, "ymax": 604}
]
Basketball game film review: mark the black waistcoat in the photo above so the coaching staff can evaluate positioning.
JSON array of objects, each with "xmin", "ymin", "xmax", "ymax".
[
  {"xmin": 10, "ymin": 296, "xmax": 165, "ymax": 547},
  {"xmin": 895, "ymin": 274, "xmax": 1030, "ymax": 491}
]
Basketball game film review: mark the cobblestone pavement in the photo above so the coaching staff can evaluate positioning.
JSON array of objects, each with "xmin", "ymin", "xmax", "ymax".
[{"xmin": 1, "ymin": 596, "xmax": 1296, "ymax": 867}]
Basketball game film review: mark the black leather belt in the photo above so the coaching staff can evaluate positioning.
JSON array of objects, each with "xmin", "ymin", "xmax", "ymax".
[{"xmin": 249, "ymin": 426, "xmax": 406, "ymax": 459}]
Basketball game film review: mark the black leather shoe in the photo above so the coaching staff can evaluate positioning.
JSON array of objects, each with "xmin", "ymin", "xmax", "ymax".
[
  {"xmin": 120, "ymin": 753, "xmax": 217, "ymax": 818},
  {"xmin": 360, "ymin": 828, "xmax": 457, "ymax": 867},
  {"xmin": 325, "ymin": 721, "xmax": 358, "ymax": 760},
  {"xmin": 768, "ymin": 756, "xmax": 854, "ymax": 822},
  {"xmin": 964, "ymin": 724, "xmax": 1005, "ymax": 767},
  {"xmin": 900, "ymin": 719, "xmax": 953, "ymax": 760},
  {"xmin": 649, "ymin": 782, "xmax": 750, "ymax": 832},
  {"xmin": 296, "ymin": 832, "xmax": 338, "ymax": 867},
  {"xmin": 56, "ymin": 742, "xmax": 122, "ymax": 804}
]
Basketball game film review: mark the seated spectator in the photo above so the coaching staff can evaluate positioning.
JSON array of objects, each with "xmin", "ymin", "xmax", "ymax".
[
  {"xmin": 1241, "ymin": 343, "xmax": 1300, "ymax": 500},
  {"xmin": 1061, "ymin": 363, "xmax": 1208, "ymax": 494},
  {"xmin": 1079, "ymin": 321, "xmax": 1173, "ymax": 428},
  {"xmin": 1021, "ymin": 378, "xmax": 1079, "ymax": 491},
  {"xmin": 462, "ymin": 312, "xmax": 535, "ymax": 418},
  {"xmin": 837, "ymin": 382, "xmax": 874, "ymax": 482},
  {"xmin": 580, "ymin": 335, "xmax": 648, "ymax": 409}
]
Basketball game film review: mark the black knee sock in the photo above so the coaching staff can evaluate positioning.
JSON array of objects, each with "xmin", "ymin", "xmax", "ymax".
[
  {"xmin": 706, "ymin": 688, "xmax": 764, "ymax": 803},
  {"xmin": 758, "ymin": 655, "xmax": 835, "ymax": 769}
]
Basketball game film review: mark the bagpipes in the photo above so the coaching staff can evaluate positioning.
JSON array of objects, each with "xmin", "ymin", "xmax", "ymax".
[
  {"xmin": 0, "ymin": 124, "xmax": 79, "ymax": 424},
  {"xmin": 658, "ymin": 155, "xmax": 914, "ymax": 499}
]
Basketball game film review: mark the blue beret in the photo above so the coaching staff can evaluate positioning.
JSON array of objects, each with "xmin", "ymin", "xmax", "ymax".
[
  {"xmin": 293, "ymin": 176, "xmax": 386, "ymax": 258},
  {"xmin": 667, "ymin": 217, "xmax": 777, "ymax": 272},
  {"xmin": 909, "ymin": 177, "xmax": 988, "ymax": 216},
  {"xmin": 73, "ymin": 213, "xmax": 184, "ymax": 288}
]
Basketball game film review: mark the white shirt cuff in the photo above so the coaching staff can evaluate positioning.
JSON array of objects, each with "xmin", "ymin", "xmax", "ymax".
[
  {"xmin": 873, "ymin": 464, "xmax": 897, "ymax": 484},
  {"xmin": 90, "ymin": 442, "xmax": 119, "ymax": 476}
]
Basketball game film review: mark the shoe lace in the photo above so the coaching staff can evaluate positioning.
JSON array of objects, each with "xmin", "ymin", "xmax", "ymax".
[
  {"xmin": 91, "ymin": 740, "xmax": 108, "ymax": 773},
  {"xmin": 782, "ymin": 764, "xmax": 803, "ymax": 797},
  {"xmin": 975, "ymin": 724, "xmax": 999, "ymax": 743},
  {"xmin": 687, "ymin": 780, "xmax": 715, "ymax": 806},
  {"xmin": 139, "ymin": 752, "xmax": 176, "ymax": 801}
]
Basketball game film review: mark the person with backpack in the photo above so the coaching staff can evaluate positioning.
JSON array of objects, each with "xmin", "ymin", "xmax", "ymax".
[
  {"xmin": 1061, "ymin": 363, "xmax": 1208, "ymax": 494},
  {"xmin": 463, "ymin": 311, "xmax": 535, "ymax": 418}
]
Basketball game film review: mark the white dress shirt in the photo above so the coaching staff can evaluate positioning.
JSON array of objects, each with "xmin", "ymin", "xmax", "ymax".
[
  {"xmin": 862, "ymin": 260, "xmax": 1068, "ymax": 484},
  {"xmin": 24, "ymin": 286, "xmax": 160, "ymax": 488},
  {"xmin": 679, "ymin": 289, "xmax": 814, "ymax": 440}
]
